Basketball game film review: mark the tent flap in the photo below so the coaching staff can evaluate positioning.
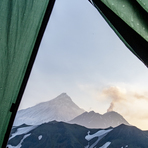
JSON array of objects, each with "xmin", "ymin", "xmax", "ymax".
[
  {"xmin": 0, "ymin": 0, "xmax": 55, "ymax": 147},
  {"xmin": 100, "ymin": 0, "xmax": 148, "ymax": 42},
  {"xmin": 136, "ymin": 0, "xmax": 148, "ymax": 13},
  {"xmin": 90, "ymin": 0, "xmax": 148, "ymax": 67}
]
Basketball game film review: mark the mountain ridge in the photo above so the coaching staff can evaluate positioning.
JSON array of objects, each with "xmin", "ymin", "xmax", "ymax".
[
  {"xmin": 8, "ymin": 122, "xmax": 148, "ymax": 148},
  {"xmin": 14, "ymin": 93, "xmax": 129, "ymax": 129},
  {"xmin": 69, "ymin": 110, "xmax": 129, "ymax": 129},
  {"xmin": 13, "ymin": 93, "xmax": 84, "ymax": 126}
]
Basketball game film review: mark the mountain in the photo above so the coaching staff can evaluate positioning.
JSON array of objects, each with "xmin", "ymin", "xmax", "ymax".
[
  {"xmin": 7, "ymin": 121, "xmax": 113, "ymax": 148},
  {"xmin": 13, "ymin": 92, "xmax": 129, "ymax": 128},
  {"xmin": 7, "ymin": 122, "xmax": 148, "ymax": 148},
  {"xmin": 98, "ymin": 124, "xmax": 148, "ymax": 148},
  {"xmin": 69, "ymin": 111, "xmax": 129, "ymax": 129},
  {"xmin": 13, "ymin": 93, "xmax": 84, "ymax": 126}
]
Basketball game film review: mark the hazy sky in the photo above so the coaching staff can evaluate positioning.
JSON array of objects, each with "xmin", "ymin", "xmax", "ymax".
[{"xmin": 19, "ymin": 0, "xmax": 148, "ymax": 130}]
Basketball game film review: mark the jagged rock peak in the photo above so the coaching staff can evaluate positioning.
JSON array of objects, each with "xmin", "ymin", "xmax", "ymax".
[
  {"xmin": 103, "ymin": 111, "xmax": 120, "ymax": 115},
  {"xmin": 53, "ymin": 93, "xmax": 72, "ymax": 101},
  {"xmin": 87, "ymin": 110, "xmax": 99, "ymax": 115},
  {"xmin": 13, "ymin": 93, "xmax": 84, "ymax": 126}
]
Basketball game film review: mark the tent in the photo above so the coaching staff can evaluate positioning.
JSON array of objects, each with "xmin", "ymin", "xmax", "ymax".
[
  {"xmin": 0, "ymin": 0, "xmax": 148, "ymax": 147},
  {"xmin": 0, "ymin": 0, "xmax": 55, "ymax": 147},
  {"xmin": 89, "ymin": 0, "xmax": 148, "ymax": 67}
]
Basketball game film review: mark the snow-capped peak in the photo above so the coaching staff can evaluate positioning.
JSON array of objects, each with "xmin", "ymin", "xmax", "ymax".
[{"xmin": 13, "ymin": 93, "xmax": 84, "ymax": 126}]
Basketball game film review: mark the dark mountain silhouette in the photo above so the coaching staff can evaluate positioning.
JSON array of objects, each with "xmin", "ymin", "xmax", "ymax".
[{"xmin": 8, "ymin": 122, "xmax": 148, "ymax": 148}]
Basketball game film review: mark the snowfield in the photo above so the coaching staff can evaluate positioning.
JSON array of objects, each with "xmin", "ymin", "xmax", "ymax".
[
  {"xmin": 9, "ymin": 125, "xmax": 38, "ymax": 140},
  {"xmin": 13, "ymin": 93, "xmax": 84, "ymax": 126},
  {"xmin": 85, "ymin": 129, "xmax": 112, "ymax": 148},
  {"xmin": 85, "ymin": 129, "xmax": 112, "ymax": 141},
  {"xmin": 7, "ymin": 133, "xmax": 31, "ymax": 148}
]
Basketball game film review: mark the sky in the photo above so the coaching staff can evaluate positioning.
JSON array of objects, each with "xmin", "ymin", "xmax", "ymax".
[{"xmin": 19, "ymin": 0, "xmax": 148, "ymax": 130}]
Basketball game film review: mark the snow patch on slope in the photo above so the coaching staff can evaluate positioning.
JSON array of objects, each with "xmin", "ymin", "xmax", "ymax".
[
  {"xmin": 9, "ymin": 125, "xmax": 37, "ymax": 140},
  {"xmin": 99, "ymin": 142, "xmax": 111, "ymax": 148},
  {"xmin": 7, "ymin": 133, "xmax": 31, "ymax": 148},
  {"xmin": 121, "ymin": 145, "xmax": 128, "ymax": 148},
  {"xmin": 85, "ymin": 129, "xmax": 112, "ymax": 141},
  {"xmin": 38, "ymin": 135, "xmax": 42, "ymax": 140},
  {"xmin": 85, "ymin": 129, "xmax": 112, "ymax": 148}
]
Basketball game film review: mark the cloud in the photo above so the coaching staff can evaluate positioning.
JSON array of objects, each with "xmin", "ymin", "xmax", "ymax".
[
  {"xmin": 100, "ymin": 86, "xmax": 148, "ymax": 129},
  {"xmin": 133, "ymin": 92, "xmax": 148, "ymax": 100}
]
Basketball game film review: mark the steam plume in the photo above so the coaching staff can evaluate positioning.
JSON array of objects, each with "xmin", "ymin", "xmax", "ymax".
[{"xmin": 102, "ymin": 86, "xmax": 126, "ymax": 112}]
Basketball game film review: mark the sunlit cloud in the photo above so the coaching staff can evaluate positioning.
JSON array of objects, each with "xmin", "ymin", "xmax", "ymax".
[
  {"xmin": 78, "ymin": 83, "xmax": 148, "ymax": 129},
  {"xmin": 100, "ymin": 85, "xmax": 148, "ymax": 130}
]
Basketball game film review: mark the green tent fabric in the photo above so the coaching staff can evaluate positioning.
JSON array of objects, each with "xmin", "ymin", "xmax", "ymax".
[
  {"xmin": 137, "ymin": 0, "xmax": 148, "ymax": 12},
  {"xmin": 90, "ymin": 0, "xmax": 148, "ymax": 67},
  {"xmin": 0, "ymin": 0, "xmax": 55, "ymax": 147},
  {"xmin": 1, "ymin": 0, "xmax": 148, "ymax": 147}
]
